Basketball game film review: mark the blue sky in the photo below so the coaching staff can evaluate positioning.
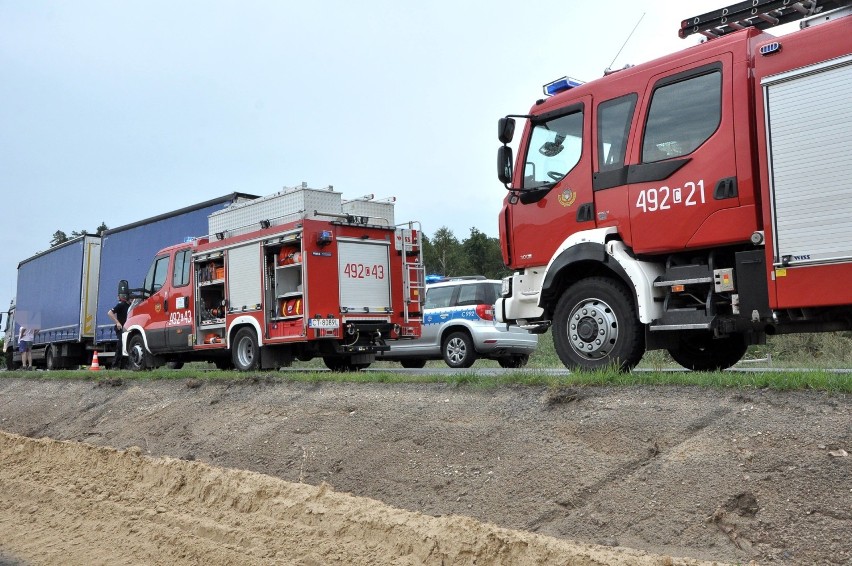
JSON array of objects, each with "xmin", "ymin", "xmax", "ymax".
[{"xmin": 0, "ymin": 0, "xmax": 800, "ymax": 303}]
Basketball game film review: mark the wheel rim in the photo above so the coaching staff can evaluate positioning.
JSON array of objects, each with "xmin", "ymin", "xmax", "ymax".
[
  {"xmin": 129, "ymin": 340, "xmax": 145, "ymax": 368},
  {"xmin": 446, "ymin": 336, "xmax": 467, "ymax": 365},
  {"xmin": 567, "ymin": 298, "xmax": 619, "ymax": 361},
  {"xmin": 236, "ymin": 336, "xmax": 254, "ymax": 367}
]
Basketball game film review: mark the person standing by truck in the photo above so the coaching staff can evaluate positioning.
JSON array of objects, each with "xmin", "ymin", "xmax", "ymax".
[
  {"xmin": 107, "ymin": 294, "xmax": 130, "ymax": 369},
  {"xmin": 18, "ymin": 325, "xmax": 36, "ymax": 370}
]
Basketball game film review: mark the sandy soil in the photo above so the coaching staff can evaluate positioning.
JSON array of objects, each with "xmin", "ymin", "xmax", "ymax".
[{"xmin": 0, "ymin": 375, "xmax": 848, "ymax": 565}]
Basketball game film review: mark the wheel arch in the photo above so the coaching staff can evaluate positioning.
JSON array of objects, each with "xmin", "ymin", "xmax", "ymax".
[
  {"xmin": 438, "ymin": 323, "xmax": 475, "ymax": 349},
  {"xmin": 227, "ymin": 316, "xmax": 263, "ymax": 348},
  {"xmin": 540, "ymin": 243, "xmax": 634, "ymax": 319},
  {"xmin": 541, "ymin": 240, "xmax": 665, "ymax": 324}
]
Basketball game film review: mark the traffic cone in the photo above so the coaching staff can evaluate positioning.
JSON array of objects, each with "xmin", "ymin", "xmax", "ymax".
[{"xmin": 90, "ymin": 351, "xmax": 101, "ymax": 371}]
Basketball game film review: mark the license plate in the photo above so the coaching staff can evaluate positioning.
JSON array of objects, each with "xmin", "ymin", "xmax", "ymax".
[{"xmin": 309, "ymin": 318, "xmax": 340, "ymax": 329}]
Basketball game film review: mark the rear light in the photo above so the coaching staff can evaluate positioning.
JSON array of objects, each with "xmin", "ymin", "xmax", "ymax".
[{"xmin": 476, "ymin": 304, "xmax": 495, "ymax": 321}]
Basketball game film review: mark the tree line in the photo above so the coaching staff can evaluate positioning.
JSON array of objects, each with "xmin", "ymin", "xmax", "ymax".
[
  {"xmin": 48, "ymin": 224, "xmax": 510, "ymax": 280},
  {"xmin": 50, "ymin": 223, "xmax": 109, "ymax": 247},
  {"xmin": 421, "ymin": 227, "xmax": 509, "ymax": 280}
]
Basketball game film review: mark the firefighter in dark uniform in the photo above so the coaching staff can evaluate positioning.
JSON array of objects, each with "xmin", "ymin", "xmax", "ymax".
[{"xmin": 107, "ymin": 294, "xmax": 131, "ymax": 369}]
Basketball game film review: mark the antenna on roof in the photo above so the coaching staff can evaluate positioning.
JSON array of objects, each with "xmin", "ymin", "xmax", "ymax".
[{"xmin": 605, "ymin": 12, "xmax": 645, "ymax": 75}]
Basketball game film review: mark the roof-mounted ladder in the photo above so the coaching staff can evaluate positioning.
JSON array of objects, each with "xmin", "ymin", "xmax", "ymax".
[{"xmin": 679, "ymin": 0, "xmax": 852, "ymax": 39}]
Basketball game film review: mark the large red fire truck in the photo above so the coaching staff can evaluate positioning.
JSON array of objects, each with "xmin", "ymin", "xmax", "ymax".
[
  {"xmin": 495, "ymin": 0, "xmax": 852, "ymax": 371},
  {"xmin": 122, "ymin": 186, "xmax": 423, "ymax": 371}
]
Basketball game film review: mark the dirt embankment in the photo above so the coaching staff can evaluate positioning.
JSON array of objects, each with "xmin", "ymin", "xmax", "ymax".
[{"xmin": 0, "ymin": 377, "xmax": 849, "ymax": 565}]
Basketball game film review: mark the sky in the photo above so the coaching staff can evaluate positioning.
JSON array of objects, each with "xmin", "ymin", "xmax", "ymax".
[{"xmin": 0, "ymin": 0, "xmax": 803, "ymax": 304}]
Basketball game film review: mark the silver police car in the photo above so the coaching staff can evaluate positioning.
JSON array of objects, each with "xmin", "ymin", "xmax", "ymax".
[{"xmin": 379, "ymin": 277, "xmax": 538, "ymax": 368}]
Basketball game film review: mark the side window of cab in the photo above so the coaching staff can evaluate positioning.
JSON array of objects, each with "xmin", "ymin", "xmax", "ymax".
[
  {"xmin": 642, "ymin": 68, "xmax": 722, "ymax": 162},
  {"xmin": 144, "ymin": 255, "xmax": 170, "ymax": 294}
]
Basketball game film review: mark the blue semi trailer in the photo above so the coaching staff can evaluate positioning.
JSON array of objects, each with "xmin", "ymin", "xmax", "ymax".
[{"xmin": 5, "ymin": 193, "xmax": 255, "ymax": 369}]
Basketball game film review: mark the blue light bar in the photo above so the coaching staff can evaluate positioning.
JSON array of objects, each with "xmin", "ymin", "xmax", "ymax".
[
  {"xmin": 543, "ymin": 76, "xmax": 584, "ymax": 96},
  {"xmin": 759, "ymin": 41, "xmax": 782, "ymax": 56}
]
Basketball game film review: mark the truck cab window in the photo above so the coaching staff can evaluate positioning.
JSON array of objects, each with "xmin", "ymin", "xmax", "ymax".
[
  {"xmin": 172, "ymin": 250, "xmax": 191, "ymax": 288},
  {"xmin": 523, "ymin": 110, "xmax": 583, "ymax": 189},
  {"xmin": 598, "ymin": 94, "xmax": 637, "ymax": 171},
  {"xmin": 144, "ymin": 255, "xmax": 170, "ymax": 294},
  {"xmin": 642, "ymin": 70, "xmax": 721, "ymax": 162}
]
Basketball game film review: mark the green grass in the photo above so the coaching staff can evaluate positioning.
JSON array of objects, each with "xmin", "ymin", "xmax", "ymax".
[{"xmin": 4, "ymin": 331, "xmax": 851, "ymax": 393}]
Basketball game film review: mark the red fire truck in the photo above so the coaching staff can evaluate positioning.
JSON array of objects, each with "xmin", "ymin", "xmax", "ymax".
[
  {"xmin": 122, "ymin": 187, "xmax": 423, "ymax": 371},
  {"xmin": 495, "ymin": 0, "xmax": 852, "ymax": 370}
]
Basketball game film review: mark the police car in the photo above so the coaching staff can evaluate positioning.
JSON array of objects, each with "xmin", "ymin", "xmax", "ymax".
[{"xmin": 378, "ymin": 276, "xmax": 538, "ymax": 368}]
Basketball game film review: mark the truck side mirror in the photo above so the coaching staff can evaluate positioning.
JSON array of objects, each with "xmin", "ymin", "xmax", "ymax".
[
  {"xmin": 497, "ymin": 145, "xmax": 514, "ymax": 186},
  {"xmin": 118, "ymin": 280, "xmax": 129, "ymax": 297},
  {"xmin": 498, "ymin": 117, "xmax": 515, "ymax": 144}
]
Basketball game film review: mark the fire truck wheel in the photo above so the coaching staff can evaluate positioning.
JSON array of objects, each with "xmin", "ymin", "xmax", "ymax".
[
  {"xmin": 442, "ymin": 331, "xmax": 477, "ymax": 369},
  {"xmin": 497, "ymin": 354, "xmax": 530, "ymax": 368},
  {"xmin": 127, "ymin": 334, "xmax": 152, "ymax": 371},
  {"xmin": 667, "ymin": 332, "xmax": 748, "ymax": 371},
  {"xmin": 213, "ymin": 358, "xmax": 233, "ymax": 370},
  {"xmin": 232, "ymin": 328, "xmax": 259, "ymax": 371},
  {"xmin": 165, "ymin": 361, "xmax": 184, "ymax": 370},
  {"xmin": 553, "ymin": 277, "xmax": 644, "ymax": 372},
  {"xmin": 400, "ymin": 359, "xmax": 427, "ymax": 369}
]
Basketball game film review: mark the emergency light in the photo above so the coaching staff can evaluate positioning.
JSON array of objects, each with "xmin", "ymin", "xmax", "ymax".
[{"xmin": 543, "ymin": 76, "xmax": 584, "ymax": 97}]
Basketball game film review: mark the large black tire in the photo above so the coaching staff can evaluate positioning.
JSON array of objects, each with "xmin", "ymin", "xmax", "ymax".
[
  {"xmin": 552, "ymin": 277, "xmax": 644, "ymax": 371},
  {"xmin": 213, "ymin": 358, "xmax": 233, "ymax": 370},
  {"xmin": 498, "ymin": 354, "xmax": 530, "ymax": 368},
  {"xmin": 127, "ymin": 334, "xmax": 152, "ymax": 371},
  {"xmin": 400, "ymin": 359, "xmax": 427, "ymax": 369},
  {"xmin": 668, "ymin": 332, "xmax": 748, "ymax": 371},
  {"xmin": 231, "ymin": 328, "xmax": 260, "ymax": 371},
  {"xmin": 165, "ymin": 361, "xmax": 185, "ymax": 370},
  {"xmin": 442, "ymin": 331, "xmax": 477, "ymax": 369}
]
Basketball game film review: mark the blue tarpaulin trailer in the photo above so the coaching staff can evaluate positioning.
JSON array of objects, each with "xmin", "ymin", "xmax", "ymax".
[{"xmin": 5, "ymin": 193, "xmax": 256, "ymax": 369}]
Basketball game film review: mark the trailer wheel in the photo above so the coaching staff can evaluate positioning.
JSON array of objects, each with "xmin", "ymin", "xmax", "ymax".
[
  {"xmin": 232, "ymin": 328, "xmax": 259, "ymax": 371},
  {"xmin": 400, "ymin": 359, "xmax": 427, "ymax": 369},
  {"xmin": 442, "ymin": 331, "xmax": 477, "ymax": 368},
  {"xmin": 668, "ymin": 332, "xmax": 748, "ymax": 371},
  {"xmin": 127, "ymin": 334, "xmax": 151, "ymax": 371},
  {"xmin": 552, "ymin": 277, "xmax": 644, "ymax": 371},
  {"xmin": 45, "ymin": 346, "xmax": 61, "ymax": 371},
  {"xmin": 498, "ymin": 354, "xmax": 530, "ymax": 368}
]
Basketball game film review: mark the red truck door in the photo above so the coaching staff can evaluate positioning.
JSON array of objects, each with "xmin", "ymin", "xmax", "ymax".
[
  {"xmin": 506, "ymin": 94, "xmax": 594, "ymax": 269},
  {"xmin": 138, "ymin": 253, "xmax": 171, "ymax": 352},
  {"xmin": 165, "ymin": 248, "xmax": 193, "ymax": 351},
  {"xmin": 625, "ymin": 53, "xmax": 755, "ymax": 255},
  {"xmin": 136, "ymin": 247, "xmax": 193, "ymax": 353}
]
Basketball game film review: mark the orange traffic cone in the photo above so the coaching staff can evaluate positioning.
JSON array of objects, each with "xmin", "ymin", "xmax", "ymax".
[{"xmin": 90, "ymin": 351, "xmax": 102, "ymax": 371}]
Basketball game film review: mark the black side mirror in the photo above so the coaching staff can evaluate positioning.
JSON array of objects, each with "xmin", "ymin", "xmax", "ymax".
[
  {"xmin": 497, "ymin": 145, "xmax": 514, "ymax": 185},
  {"xmin": 118, "ymin": 280, "xmax": 129, "ymax": 297},
  {"xmin": 498, "ymin": 117, "xmax": 515, "ymax": 144}
]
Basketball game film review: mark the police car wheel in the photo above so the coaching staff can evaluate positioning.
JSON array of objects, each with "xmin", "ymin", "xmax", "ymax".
[{"xmin": 442, "ymin": 331, "xmax": 477, "ymax": 369}]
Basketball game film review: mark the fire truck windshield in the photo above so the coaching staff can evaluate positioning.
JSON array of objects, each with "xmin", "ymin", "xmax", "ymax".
[{"xmin": 523, "ymin": 110, "xmax": 583, "ymax": 189}]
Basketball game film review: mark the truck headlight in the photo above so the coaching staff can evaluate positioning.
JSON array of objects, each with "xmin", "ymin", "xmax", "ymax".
[{"xmin": 501, "ymin": 277, "xmax": 512, "ymax": 297}]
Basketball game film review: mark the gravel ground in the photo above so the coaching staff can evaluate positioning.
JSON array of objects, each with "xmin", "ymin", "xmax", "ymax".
[{"xmin": 0, "ymin": 375, "xmax": 849, "ymax": 565}]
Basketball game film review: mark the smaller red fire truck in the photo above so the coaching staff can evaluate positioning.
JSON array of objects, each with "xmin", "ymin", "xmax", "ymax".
[{"xmin": 121, "ymin": 187, "xmax": 423, "ymax": 371}]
